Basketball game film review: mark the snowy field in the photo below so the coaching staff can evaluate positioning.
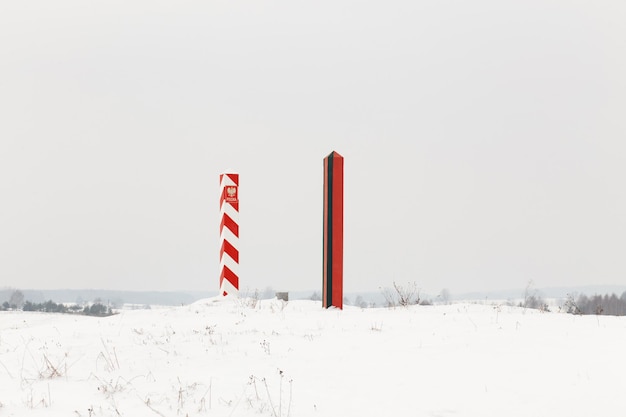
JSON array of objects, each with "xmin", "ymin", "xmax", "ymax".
[{"xmin": 1, "ymin": 297, "xmax": 625, "ymax": 417}]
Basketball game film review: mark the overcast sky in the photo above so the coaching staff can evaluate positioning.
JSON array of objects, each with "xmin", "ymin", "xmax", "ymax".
[{"xmin": 1, "ymin": 1, "xmax": 625, "ymax": 296}]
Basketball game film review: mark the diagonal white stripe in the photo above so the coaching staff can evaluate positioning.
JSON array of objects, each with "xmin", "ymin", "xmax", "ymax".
[
  {"xmin": 220, "ymin": 228, "xmax": 239, "ymax": 245},
  {"xmin": 219, "ymin": 254, "xmax": 238, "ymax": 273},
  {"xmin": 220, "ymin": 278, "xmax": 238, "ymax": 296},
  {"xmin": 220, "ymin": 202, "xmax": 239, "ymax": 218},
  {"xmin": 220, "ymin": 173, "xmax": 238, "ymax": 188}
]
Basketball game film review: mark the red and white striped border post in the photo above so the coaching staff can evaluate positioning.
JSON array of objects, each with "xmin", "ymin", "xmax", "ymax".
[{"xmin": 219, "ymin": 171, "xmax": 239, "ymax": 296}]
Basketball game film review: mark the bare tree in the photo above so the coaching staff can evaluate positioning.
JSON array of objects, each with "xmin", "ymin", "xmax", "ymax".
[
  {"xmin": 9, "ymin": 289, "xmax": 24, "ymax": 309},
  {"xmin": 354, "ymin": 295, "xmax": 368, "ymax": 308},
  {"xmin": 380, "ymin": 286, "xmax": 397, "ymax": 308},
  {"xmin": 439, "ymin": 288, "xmax": 451, "ymax": 305},
  {"xmin": 522, "ymin": 281, "xmax": 549, "ymax": 311},
  {"xmin": 564, "ymin": 293, "xmax": 581, "ymax": 315}
]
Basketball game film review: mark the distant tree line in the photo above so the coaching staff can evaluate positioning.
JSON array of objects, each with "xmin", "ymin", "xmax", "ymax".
[
  {"xmin": 564, "ymin": 292, "xmax": 626, "ymax": 316},
  {"xmin": 0, "ymin": 290, "xmax": 115, "ymax": 316}
]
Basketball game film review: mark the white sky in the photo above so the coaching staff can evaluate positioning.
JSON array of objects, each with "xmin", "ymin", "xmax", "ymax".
[{"xmin": 1, "ymin": 0, "xmax": 625, "ymax": 295}]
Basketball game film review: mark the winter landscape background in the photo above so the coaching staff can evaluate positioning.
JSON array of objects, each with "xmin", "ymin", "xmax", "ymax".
[{"xmin": 2, "ymin": 289, "xmax": 626, "ymax": 416}]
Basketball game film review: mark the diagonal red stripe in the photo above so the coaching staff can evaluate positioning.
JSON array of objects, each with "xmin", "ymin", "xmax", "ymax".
[
  {"xmin": 220, "ymin": 213, "xmax": 239, "ymax": 237},
  {"xmin": 220, "ymin": 239, "xmax": 239, "ymax": 263},
  {"xmin": 219, "ymin": 173, "xmax": 238, "ymax": 184},
  {"xmin": 219, "ymin": 265, "xmax": 239, "ymax": 289},
  {"xmin": 219, "ymin": 174, "xmax": 239, "ymax": 187}
]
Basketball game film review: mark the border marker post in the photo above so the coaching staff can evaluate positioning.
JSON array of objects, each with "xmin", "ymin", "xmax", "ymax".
[
  {"xmin": 323, "ymin": 151, "xmax": 344, "ymax": 309},
  {"xmin": 219, "ymin": 171, "xmax": 239, "ymax": 296}
]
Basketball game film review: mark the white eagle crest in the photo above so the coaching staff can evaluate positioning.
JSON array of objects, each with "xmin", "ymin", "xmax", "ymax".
[{"xmin": 227, "ymin": 187, "xmax": 237, "ymax": 197}]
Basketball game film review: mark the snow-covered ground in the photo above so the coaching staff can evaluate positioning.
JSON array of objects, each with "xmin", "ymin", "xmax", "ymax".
[{"xmin": 1, "ymin": 298, "xmax": 625, "ymax": 416}]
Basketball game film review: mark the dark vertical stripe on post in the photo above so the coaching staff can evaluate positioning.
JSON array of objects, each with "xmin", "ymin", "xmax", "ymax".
[{"xmin": 326, "ymin": 154, "xmax": 334, "ymax": 307}]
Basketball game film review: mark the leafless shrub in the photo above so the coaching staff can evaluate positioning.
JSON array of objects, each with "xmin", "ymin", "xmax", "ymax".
[
  {"xmin": 564, "ymin": 293, "xmax": 582, "ymax": 315},
  {"xmin": 270, "ymin": 299, "xmax": 287, "ymax": 313},
  {"xmin": 521, "ymin": 281, "xmax": 549, "ymax": 312},
  {"xmin": 248, "ymin": 370, "xmax": 293, "ymax": 417},
  {"xmin": 238, "ymin": 288, "xmax": 260, "ymax": 309},
  {"xmin": 439, "ymin": 288, "xmax": 451, "ymax": 305},
  {"xmin": 39, "ymin": 353, "xmax": 66, "ymax": 379},
  {"xmin": 194, "ymin": 324, "xmax": 218, "ymax": 345},
  {"xmin": 25, "ymin": 386, "xmax": 51, "ymax": 409},
  {"xmin": 97, "ymin": 339, "xmax": 120, "ymax": 372},
  {"xmin": 199, "ymin": 379, "xmax": 212, "ymax": 412},
  {"xmin": 380, "ymin": 281, "xmax": 420, "ymax": 307}
]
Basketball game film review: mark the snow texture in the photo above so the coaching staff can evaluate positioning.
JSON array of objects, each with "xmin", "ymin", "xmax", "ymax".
[{"xmin": 0, "ymin": 298, "xmax": 625, "ymax": 416}]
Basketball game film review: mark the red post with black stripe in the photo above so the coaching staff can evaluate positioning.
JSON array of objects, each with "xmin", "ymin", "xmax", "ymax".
[
  {"xmin": 219, "ymin": 171, "xmax": 239, "ymax": 296},
  {"xmin": 323, "ymin": 151, "xmax": 344, "ymax": 309}
]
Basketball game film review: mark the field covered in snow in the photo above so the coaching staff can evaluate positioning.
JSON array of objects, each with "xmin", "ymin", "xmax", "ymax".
[{"xmin": 1, "ymin": 298, "xmax": 625, "ymax": 417}]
